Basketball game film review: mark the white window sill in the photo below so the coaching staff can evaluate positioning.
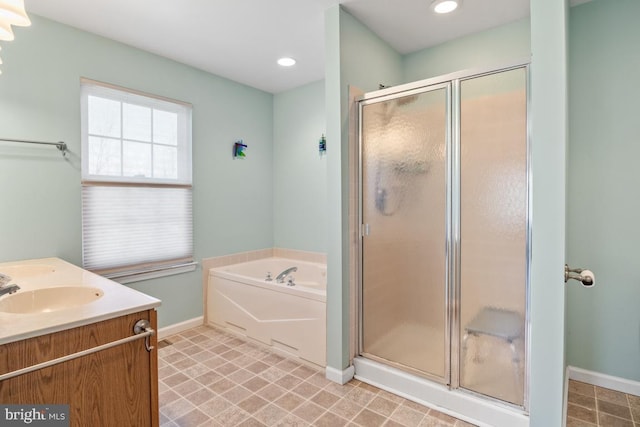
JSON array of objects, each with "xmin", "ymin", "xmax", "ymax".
[{"xmin": 105, "ymin": 262, "xmax": 198, "ymax": 284}]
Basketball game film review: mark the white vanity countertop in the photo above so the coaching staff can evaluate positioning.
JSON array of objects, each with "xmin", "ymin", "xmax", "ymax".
[{"xmin": 0, "ymin": 257, "xmax": 161, "ymax": 345}]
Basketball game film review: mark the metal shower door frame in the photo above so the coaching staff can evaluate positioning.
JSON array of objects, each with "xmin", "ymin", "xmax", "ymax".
[
  {"xmin": 355, "ymin": 59, "xmax": 532, "ymax": 410},
  {"xmin": 357, "ymin": 81, "xmax": 453, "ymax": 385}
]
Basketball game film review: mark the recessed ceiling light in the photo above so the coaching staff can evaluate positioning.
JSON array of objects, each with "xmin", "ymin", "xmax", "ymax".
[
  {"xmin": 432, "ymin": 0, "xmax": 460, "ymax": 14},
  {"xmin": 277, "ymin": 57, "xmax": 296, "ymax": 67}
]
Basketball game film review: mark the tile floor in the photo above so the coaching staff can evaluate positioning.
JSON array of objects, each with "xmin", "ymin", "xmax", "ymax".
[
  {"xmin": 158, "ymin": 325, "xmax": 640, "ymax": 427},
  {"xmin": 158, "ymin": 325, "xmax": 476, "ymax": 426},
  {"xmin": 567, "ymin": 380, "xmax": 640, "ymax": 427}
]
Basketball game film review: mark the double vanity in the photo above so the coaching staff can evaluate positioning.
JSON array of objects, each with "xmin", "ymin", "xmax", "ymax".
[{"xmin": 0, "ymin": 258, "xmax": 161, "ymax": 426}]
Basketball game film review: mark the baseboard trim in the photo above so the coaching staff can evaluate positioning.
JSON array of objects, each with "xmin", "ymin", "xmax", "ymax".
[
  {"xmin": 326, "ymin": 365, "xmax": 355, "ymax": 385},
  {"xmin": 158, "ymin": 316, "xmax": 204, "ymax": 340},
  {"xmin": 567, "ymin": 365, "xmax": 640, "ymax": 396}
]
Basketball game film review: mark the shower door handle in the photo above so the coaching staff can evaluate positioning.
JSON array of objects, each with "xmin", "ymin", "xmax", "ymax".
[{"xmin": 361, "ymin": 224, "xmax": 370, "ymax": 237}]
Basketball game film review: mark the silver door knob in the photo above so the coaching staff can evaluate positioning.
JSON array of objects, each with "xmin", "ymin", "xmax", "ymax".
[{"xmin": 564, "ymin": 264, "xmax": 595, "ymax": 287}]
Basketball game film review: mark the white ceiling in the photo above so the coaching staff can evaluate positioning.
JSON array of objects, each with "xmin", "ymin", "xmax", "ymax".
[{"xmin": 23, "ymin": 0, "xmax": 590, "ymax": 94}]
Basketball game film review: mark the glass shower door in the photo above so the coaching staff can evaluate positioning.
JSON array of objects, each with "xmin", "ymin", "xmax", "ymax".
[
  {"xmin": 458, "ymin": 67, "xmax": 528, "ymax": 405},
  {"xmin": 360, "ymin": 85, "xmax": 450, "ymax": 382}
]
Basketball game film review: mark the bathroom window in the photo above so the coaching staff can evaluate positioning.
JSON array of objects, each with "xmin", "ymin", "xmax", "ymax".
[{"xmin": 80, "ymin": 79, "xmax": 194, "ymax": 282}]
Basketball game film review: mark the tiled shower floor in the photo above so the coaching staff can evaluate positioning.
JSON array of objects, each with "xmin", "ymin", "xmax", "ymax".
[
  {"xmin": 158, "ymin": 325, "xmax": 639, "ymax": 426},
  {"xmin": 158, "ymin": 326, "xmax": 475, "ymax": 426}
]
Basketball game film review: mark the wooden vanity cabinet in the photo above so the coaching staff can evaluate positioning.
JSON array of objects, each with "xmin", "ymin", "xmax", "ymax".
[{"xmin": 0, "ymin": 310, "xmax": 159, "ymax": 427}]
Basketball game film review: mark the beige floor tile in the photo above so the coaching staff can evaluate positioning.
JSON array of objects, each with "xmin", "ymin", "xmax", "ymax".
[
  {"xmin": 311, "ymin": 389, "xmax": 341, "ymax": 409},
  {"xmin": 173, "ymin": 408, "xmax": 209, "ymax": 427},
  {"xmin": 198, "ymin": 396, "xmax": 234, "ymax": 418},
  {"xmin": 597, "ymin": 386, "xmax": 631, "ymax": 406},
  {"xmin": 389, "ymin": 405, "xmax": 426, "ymax": 426},
  {"xmin": 315, "ymin": 411, "xmax": 349, "ymax": 427},
  {"xmin": 227, "ymin": 368, "xmax": 255, "ymax": 384},
  {"xmin": 159, "ymin": 389, "xmax": 180, "ymax": 407},
  {"xmin": 254, "ymin": 403, "xmax": 289, "ymax": 426},
  {"xmin": 274, "ymin": 392, "xmax": 305, "ymax": 412},
  {"xmin": 598, "ymin": 399, "xmax": 633, "ymax": 420},
  {"xmin": 255, "ymin": 383, "xmax": 287, "ymax": 401},
  {"xmin": 419, "ymin": 414, "xmax": 454, "ymax": 427},
  {"xmin": 259, "ymin": 366, "xmax": 287, "ymax": 382},
  {"xmin": 185, "ymin": 387, "xmax": 216, "ymax": 406},
  {"xmin": 161, "ymin": 397, "xmax": 196, "ymax": 420},
  {"xmin": 598, "ymin": 412, "xmax": 634, "ymax": 427},
  {"xmin": 275, "ymin": 374, "xmax": 304, "ymax": 389},
  {"xmin": 194, "ymin": 370, "xmax": 223, "ymax": 386},
  {"xmin": 171, "ymin": 378, "xmax": 203, "ymax": 397},
  {"xmin": 366, "ymin": 395, "xmax": 400, "ymax": 417},
  {"xmin": 216, "ymin": 361, "xmax": 241, "ymax": 375},
  {"xmin": 345, "ymin": 386, "xmax": 377, "ymax": 407},
  {"xmin": 401, "ymin": 399, "xmax": 430, "ymax": 414},
  {"xmin": 222, "ymin": 385, "xmax": 253, "ymax": 403},
  {"xmin": 567, "ymin": 403, "xmax": 597, "ymax": 424},
  {"xmin": 246, "ymin": 360, "xmax": 270, "ymax": 374},
  {"xmin": 324, "ymin": 381, "xmax": 357, "ymax": 397},
  {"xmin": 328, "ymin": 398, "xmax": 365, "ymax": 421},
  {"xmin": 566, "ymin": 416, "xmax": 596, "ymax": 427},
  {"xmin": 163, "ymin": 372, "xmax": 189, "ymax": 388},
  {"xmin": 238, "ymin": 394, "xmax": 270, "ymax": 414},
  {"xmin": 292, "ymin": 401, "xmax": 326, "ymax": 423},
  {"xmin": 569, "ymin": 380, "xmax": 596, "ymax": 398},
  {"xmin": 243, "ymin": 376, "xmax": 270, "ymax": 392},
  {"xmin": 209, "ymin": 377, "xmax": 236, "ymax": 394},
  {"xmin": 214, "ymin": 405, "xmax": 250, "ymax": 426},
  {"xmin": 236, "ymin": 416, "xmax": 268, "ymax": 427},
  {"xmin": 277, "ymin": 413, "xmax": 310, "ymax": 427},
  {"xmin": 428, "ymin": 409, "xmax": 459, "ymax": 424},
  {"xmin": 292, "ymin": 381, "xmax": 321, "ymax": 398},
  {"xmin": 454, "ymin": 419, "xmax": 479, "ymax": 427},
  {"xmin": 569, "ymin": 392, "xmax": 597, "ymax": 409},
  {"xmin": 291, "ymin": 365, "xmax": 318, "ymax": 379},
  {"xmin": 182, "ymin": 362, "xmax": 210, "ymax": 379},
  {"xmin": 353, "ymin": 408, "xmax": 387, "ymax": 427}
]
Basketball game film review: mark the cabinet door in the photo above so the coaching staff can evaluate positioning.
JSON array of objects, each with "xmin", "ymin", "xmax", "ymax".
[{"xmin": 0, "ymin": 310, "xmax": 159, "ymax": 427}]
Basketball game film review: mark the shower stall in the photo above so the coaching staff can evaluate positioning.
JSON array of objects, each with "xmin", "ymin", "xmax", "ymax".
[{"xmin": 355, "ymin": 64, "xmax": 529, "ymax": 423}]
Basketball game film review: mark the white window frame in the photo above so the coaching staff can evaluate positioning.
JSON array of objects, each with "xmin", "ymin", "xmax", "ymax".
[{"xmin": 80, "ymin": 78, "xmax": 195, "ymax": 283}]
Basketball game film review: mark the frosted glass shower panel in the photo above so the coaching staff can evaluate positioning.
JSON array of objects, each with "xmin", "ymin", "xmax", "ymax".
[
  {"xmin": 459, "ymin": 68, "xmax": 527, "ymax": 405},
  {"xmin": 361, "ymin": 87, "xmax": 448, "ymax": 380}
]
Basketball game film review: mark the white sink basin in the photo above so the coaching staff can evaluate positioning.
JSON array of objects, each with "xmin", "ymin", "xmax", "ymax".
[
  {"xmin": 0, "ymin": 264, "xmax": 56, "ymax": 278},
  {"xmin": 0, "ymin": 286, "xmax": 104, "ymax": 314}
]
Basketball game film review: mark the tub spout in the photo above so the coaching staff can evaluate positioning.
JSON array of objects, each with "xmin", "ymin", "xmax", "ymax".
[{"xmin": 275, "ymin": 266, "xmax": 297, "ymax": 283}]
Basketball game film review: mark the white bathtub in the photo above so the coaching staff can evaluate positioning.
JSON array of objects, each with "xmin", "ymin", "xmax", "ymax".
[{"xmin": 207, "ymin": 257, "xmax": 326, "ymax": 367}]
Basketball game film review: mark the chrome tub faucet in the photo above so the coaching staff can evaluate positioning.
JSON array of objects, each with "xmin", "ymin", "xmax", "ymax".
[{"xmin": 275, "ymin": 266, "xmax": 297, "ymax": 283}]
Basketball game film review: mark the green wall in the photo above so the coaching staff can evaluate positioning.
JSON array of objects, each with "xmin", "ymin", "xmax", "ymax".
[
  {"xmin": 273, "ymin": 80, "xmax": 327, "ymax": 253},
  {"xmin": 403, "ymin": 17, "xmax": 531, "ymax": 83},
  {"xmin": 0, "ymin": 15, "xmax": 274, "ymax": 328},
  {"xmin": 567, "ymin": 0, "xmax": 640, "ymax": 382}
]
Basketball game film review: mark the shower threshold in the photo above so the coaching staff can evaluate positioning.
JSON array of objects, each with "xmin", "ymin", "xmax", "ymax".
[{"xmin": 353, "ymin": 357, "xmax": 529, "ymax": 427}]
